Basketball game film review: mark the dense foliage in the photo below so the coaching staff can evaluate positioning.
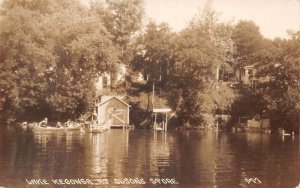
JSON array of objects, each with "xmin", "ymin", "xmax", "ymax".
[
  {"xmin": 0, "ymin": 0, "xmax": 120, "ymax": 122},
  {"xmin": 231, "ymin": 22, "xmax": 300, "ymax": 131},
  {"xmin": 254, "ymin": 32, "xmax": 300, "ymax": 131},
  {"xmin": 0, "ymin": 0, "xmax": 298, "ymax": 131},
  {"xmin": 131, "ymin": 3, "xmax": 236, "ymax": 126}
]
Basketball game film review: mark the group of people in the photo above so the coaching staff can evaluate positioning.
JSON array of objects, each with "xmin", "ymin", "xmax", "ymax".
[
  {"xmin": 37, "ymin": 117, "xmax": 74, "ymax": 128},
  {"xmin": 56, "ymin": 119, "xmax": 73, "ymax": 128}
]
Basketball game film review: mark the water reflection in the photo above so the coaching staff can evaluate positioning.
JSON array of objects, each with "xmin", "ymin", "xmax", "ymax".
[
  {"xmin": 87, "ymin": 133, "xmax": 107, "ymax": 176},
  {"xmin": 0, "ymin": 126, "xmax": 299, "ymax": 188},
  {"xmin": 150, "ymin": 132, "xmax": 170, "ymax": 176},
  {"xmin": 30, "ymin": 131, "xmax": 85, "ymax": 179},
  {"xmin": 84, "ymin": 130, "xmax": 173, "ymax": 180}
]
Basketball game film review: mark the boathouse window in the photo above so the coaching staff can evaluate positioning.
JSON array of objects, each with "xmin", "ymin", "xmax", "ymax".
[{"xmin": 103, "ymin": 76, "xmax": 108, "ymax": 88}]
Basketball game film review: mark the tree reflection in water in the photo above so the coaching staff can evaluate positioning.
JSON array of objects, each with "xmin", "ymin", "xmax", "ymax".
[{"xmin": 0, "ymin": 127, "xmax": 299, "ymax": 188}]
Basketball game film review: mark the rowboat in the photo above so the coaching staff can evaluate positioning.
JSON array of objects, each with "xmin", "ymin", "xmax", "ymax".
[
  {"xmin": 33, "ymin": 124, "xmax": 82, "ymax": 132},
  {"xmin": 89, "ymin": 126, "xmax": 103, "ymax": 133},
  {"xmin": 153, "ymin": 126, "xmax": 164, "ymax": 131},
  {"xmin": 88, "ymin": 122, "xmax": 110, "ymax": 133}
]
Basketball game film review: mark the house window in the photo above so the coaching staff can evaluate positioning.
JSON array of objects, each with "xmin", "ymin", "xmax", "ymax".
[
  {"xmin": 103, "ymin": 76, "xmax": 108, "ymax": 88},
  {"xmin": 248, "ymin": 70, "xmax": 253, "ymax": 75}
]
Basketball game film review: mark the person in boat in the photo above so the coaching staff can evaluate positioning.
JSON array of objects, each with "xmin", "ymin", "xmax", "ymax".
[
  {"xmin": 39, "ymin": 117, "xmax": 48, "ymax": 127},
  {"xmin": 65, "ymin": 119, "xmax": 71, "ymax": 127},
  {"xmin": 56, "ymin": 121, "xmax": 62, "ymax": 128},
  {"xmin": 21, "ymin": 121, "xmax": 28, "ymax": 126}
]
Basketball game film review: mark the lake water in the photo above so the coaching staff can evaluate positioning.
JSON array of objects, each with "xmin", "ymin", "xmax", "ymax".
[{"xmin": 0, "ymin": 126, "xmax": 299, "ymax": 188}]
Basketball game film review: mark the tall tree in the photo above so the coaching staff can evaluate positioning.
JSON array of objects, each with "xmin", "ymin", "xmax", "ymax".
[
  {"xmin": 0, "ymin": 3, "xmax": 50, "ymax": 122},
  {"xmin": 132, "ymin": 22, "xmax": 174, "ymax": 84},
  {"xmin": 172, "ymin": 27, "xmax": 221, "ymax": 126},
  {"xmin": 103, "ymin": 0, "xmax": 144, "ymax": 55},
  {"xmin": 232, "ymin": 20, "xmax": 265, "ymax": 66},
  {"xmin": 130, "ymin": 22, "xmax": 174, "ymax": 110},
  {"xmin": 254, "ymin": 32, "xmax": 300, "ymax": 131},
  {"xmin": 170, "ymin": 1, "xmax": 235, "ymax": 126},
  {"xmin": 91, "ymin": 0, "xmax": 144, "ymax": 89}
]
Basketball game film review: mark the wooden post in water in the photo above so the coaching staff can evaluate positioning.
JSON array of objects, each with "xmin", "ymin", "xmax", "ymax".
[
  {"xmin": 152, "ymin": 81, "xmax": 155, "ymax": 109},
  {"xmin": 165, "ymin": 113, "xmax": 168, "ymax": 132},
  {"xmin": 154, "ymin": 113, "xmax": 157, "ymax": 130}
]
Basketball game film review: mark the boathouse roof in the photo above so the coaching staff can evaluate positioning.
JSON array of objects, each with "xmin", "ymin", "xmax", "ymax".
[{"xmin": 96, "ymin": 96, "xmax": 131, "ymax": 107}]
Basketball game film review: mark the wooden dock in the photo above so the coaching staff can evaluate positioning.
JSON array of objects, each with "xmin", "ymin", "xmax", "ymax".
[{"xmin": 110, "ymin": 124, "xmax": 134, "ymax": 129}]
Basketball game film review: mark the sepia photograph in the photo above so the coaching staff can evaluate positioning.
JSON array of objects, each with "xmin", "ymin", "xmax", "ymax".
[{"xmin": 0, "ymin": 0, "xmax": 299, "ymax": 187}]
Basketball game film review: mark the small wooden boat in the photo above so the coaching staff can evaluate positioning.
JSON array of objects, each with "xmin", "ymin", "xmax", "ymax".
[
  {"xmin": 89, "ymin": 124, "xmax": 105, "ymax": 133},
  {"xmin": 87, "ymin": 122, "xmax": 111, "ymax": 133},
  {"xmin": 280, "ymin": 129, "xmax": 291, "ymax": 136},
  {"xmin": 89, "ymin": 128, "xmax": 103, "ymax": 133},
  {"xmin": 264, "ymin": 129, "xmax": 271, "ymax": 134},
  {"xmin": 153, "ymin": 123, "xmax": 164, "ymax": 131},
  {"xmin": 154, "ymin": 127, "xmax": 164, "ymax": 131},
  {"xmin": 33, "ymin": 124, "xmax": 82, "ymax": 132}
]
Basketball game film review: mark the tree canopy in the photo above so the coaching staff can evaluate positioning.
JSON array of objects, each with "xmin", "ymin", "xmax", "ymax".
[
  {"xmin": 253, "ymin": 32, "xmax": 300, "ymax": 131},
  {"xmin": 132, "ymin": 22, "xmax": 174, "ymax": 83},
  {"xmin": 168, "ymin": 2, "xmax": 235, "ymax": 126},
  {"xmin": 0, "ymin": 0, "xmax": 298, "ymax": 131},
  {"xmin": 0, "ymin": 0, "xmax": 119, "ymax": 122},
  {"xmin": 103, "ymin": 0, "xmax": 144, "ymax": 55}
]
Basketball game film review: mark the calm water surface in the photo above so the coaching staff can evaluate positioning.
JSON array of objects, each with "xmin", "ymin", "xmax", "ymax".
[{"xmin": 0, "ymin": 126, "xmax": 299, "ymax": 188}]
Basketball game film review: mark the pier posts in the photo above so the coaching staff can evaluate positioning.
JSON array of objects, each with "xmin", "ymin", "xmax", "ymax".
[{"xmin": 165, "ymin": 113, "xmax": 168, "ymax": 132}]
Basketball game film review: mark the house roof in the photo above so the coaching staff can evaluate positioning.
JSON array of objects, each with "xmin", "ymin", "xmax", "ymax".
[
  {"xmin": 244, "ymin": 62, "xmax": 267, "ymax": 69},
  {"xmin": 96, "ymin": 96, "xmax": 131, "ymax": 107},
  {"xmin": 101, "ymin": 95, "xmax": 124, "ymax": 102},
  {"xmin": 244, "ymin": 65, "xmax": 255, "ymax": 69},
  {"xmin": 153, "ymin": 108, "xmax": 172, "ymax": 113}
]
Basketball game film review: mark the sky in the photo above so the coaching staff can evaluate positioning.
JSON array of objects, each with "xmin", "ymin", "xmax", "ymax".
[
  {"xmin": 144, "ymin": 0, "xmax": 300, "ymax": 39},
  {"xmin": 2, "ymin": 0, "xmax": 296, "ymax": 39}
]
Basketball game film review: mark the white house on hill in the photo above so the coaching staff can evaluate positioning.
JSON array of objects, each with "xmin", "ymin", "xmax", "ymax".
[
  {"xmin": 95, "ymin": 63, "xmax": 127, "ymax": 95},
  {"xmin": 236, "ymin": 64, "xmax": 271, "ymax": 89}
]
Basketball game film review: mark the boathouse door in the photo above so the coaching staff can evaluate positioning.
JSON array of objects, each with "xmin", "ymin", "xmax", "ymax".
[
  {"xmin": 107, "ymin": 107, "xmax": 126, "ymax": 124},
  {"xmin": 96, "ymin": 96, "xmax": 130, "ymax": 125}
]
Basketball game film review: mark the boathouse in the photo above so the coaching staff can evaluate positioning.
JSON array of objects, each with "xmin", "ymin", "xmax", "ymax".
[
  {"xmin": 153, "ymin": 108, "xmax": 172, "ymax": 131},
  {"xmin": 96, "ymin": 96, "xmax": 130, "ymax": 128}
]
